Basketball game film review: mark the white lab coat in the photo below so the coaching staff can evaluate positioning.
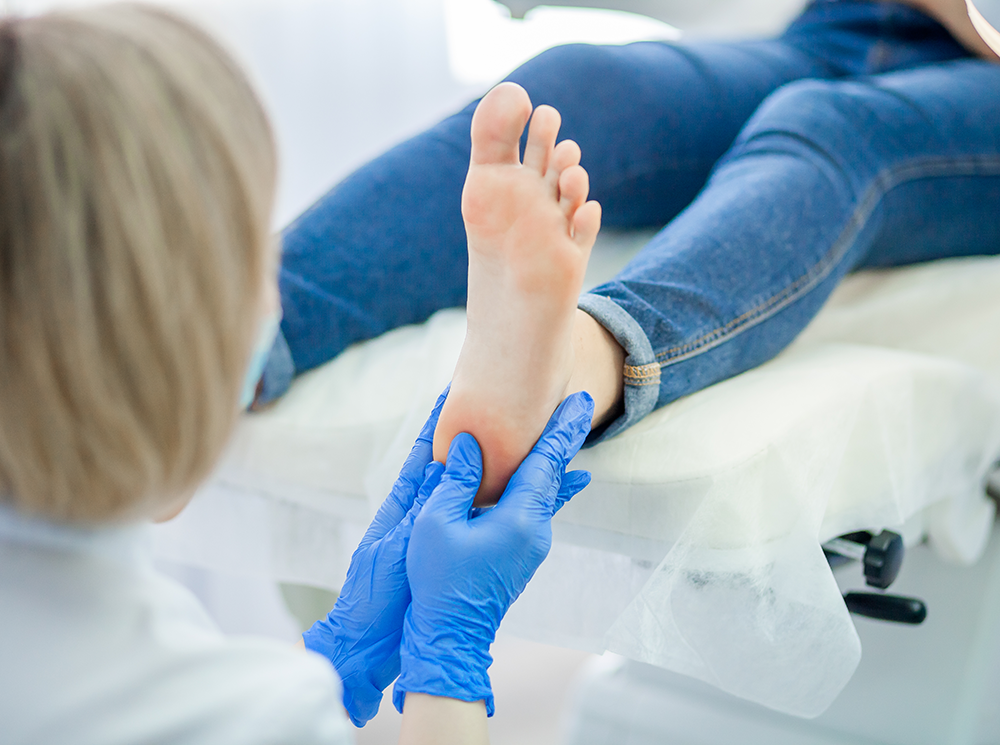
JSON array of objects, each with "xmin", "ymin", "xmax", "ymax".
[{"xmin": 0, "ymin": 506, "xmax": 353, "ymax": 745}]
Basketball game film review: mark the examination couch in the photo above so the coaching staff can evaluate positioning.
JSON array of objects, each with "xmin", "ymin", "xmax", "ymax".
[{"xmin": 154, "ymin": 229, "xmax": 1000, "ymax": 742}]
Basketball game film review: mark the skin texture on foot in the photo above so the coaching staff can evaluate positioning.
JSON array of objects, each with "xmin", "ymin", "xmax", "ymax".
[{"xmin": 432, "ymin": 82, "xmax": 602, "ymax": 505}]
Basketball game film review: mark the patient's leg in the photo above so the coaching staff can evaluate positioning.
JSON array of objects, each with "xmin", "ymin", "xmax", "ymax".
[
  {"xmin": 431, "ymin": 83, "xmax": 602, "ymax": 503},
  {"xmin": 581, "ymin": 61, "xmax": 1000, "ymax": 447},
  {"xmin": 264, "ymin": 39, "xmax": 830, "ymax": 403}
]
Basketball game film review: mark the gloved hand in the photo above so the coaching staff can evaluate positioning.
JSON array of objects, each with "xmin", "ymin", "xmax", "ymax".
[
  {"xmin": 302, "ymin": 388, "xmax": 449, "ymax": 727},
  {"xmin": 303, "ymin": 388, "xmax": 591, "ymax": 726},
  {"xmin": 392, "ymin": 392, "xmax": 595, "ymax": 716}
]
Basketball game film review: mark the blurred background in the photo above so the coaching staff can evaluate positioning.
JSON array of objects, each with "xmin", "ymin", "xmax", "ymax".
[{"xmin": 0, "ymin": 0, "xmax": 806, "ymax": 229}]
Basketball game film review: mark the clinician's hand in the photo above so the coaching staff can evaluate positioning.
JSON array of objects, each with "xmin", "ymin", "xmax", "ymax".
[
  {"xmin": 393, "ymin": 392, "xmax": 594, "ymax": 717},
  {"xmin": 303, "ymin": 388, "xmax": 590, "ymax": 727},
  {"xmin": 302, "ymin": 388, "xmax": 449, "ymax": 727}
]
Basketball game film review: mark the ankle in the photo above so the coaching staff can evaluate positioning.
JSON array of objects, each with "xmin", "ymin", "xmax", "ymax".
[{"xmin": 567, "ymin": 310, "xmax": 626, "ymax": 429}]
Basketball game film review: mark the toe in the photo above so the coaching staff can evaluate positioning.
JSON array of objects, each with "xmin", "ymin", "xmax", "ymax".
[
  {"xmin": 471, "ymin": 82, "xmax": 533, "ymax": 166},
  {"xmin": 547, "ymin": 139, "xmax": 582, "ymax": 191},
  {"xmin": 572, "ymin": 200, "xmax": 602, "ymax": 250},
  {"xmin": 558, "ymin": 165, "xmax": 590, "ymax": 217},
  {"xmin": 523, "ymin": 105, "xmax": 561, "ymax": 174}
]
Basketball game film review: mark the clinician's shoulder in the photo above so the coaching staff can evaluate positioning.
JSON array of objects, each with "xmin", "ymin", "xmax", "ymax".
[
  {"xmin": 0, "ymin": 535, "xmax": 354, "ymax": 745},
  {"xmin": 151, "ymin": 632, "xmax": 356, "ymax": 745}
]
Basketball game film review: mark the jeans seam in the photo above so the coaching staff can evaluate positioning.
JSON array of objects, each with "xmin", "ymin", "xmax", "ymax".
[
  {"xmin": 652, "ymin": 154, "xmax": 1000, "ymax": 368},
  {"xmin": 623, "ymin": 362, "xmax": 661, "ymax": 386}
]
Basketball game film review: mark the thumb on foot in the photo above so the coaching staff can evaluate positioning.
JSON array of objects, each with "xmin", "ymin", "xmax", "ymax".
[
  {"xmin": 496, "ymin": 392, "xmax": 594, "ymax": 517},
  {"xmin": 425, "ymin": 433, "xmax": 484, "ymax": 523},
  {"xmin": 397, "ymin": 462, "xmax": 446, "ymax": 536}
]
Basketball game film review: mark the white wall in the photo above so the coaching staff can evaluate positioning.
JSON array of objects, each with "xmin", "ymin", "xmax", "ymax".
[
  {"xmin": 502, "ymin": 0, "xmax": 808, "ymax": 37},
  {"xmin": 4, "ymin": 0, "xmax": 481, "ymax": 226}
]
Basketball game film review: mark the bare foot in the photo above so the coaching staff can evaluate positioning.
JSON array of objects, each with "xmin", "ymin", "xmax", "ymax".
[{"xmin": 432, "ymin": 82, "xmax": 602, "ymax": 505}]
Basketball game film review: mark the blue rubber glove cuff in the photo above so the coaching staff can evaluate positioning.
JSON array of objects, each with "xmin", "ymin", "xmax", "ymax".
[
  {"xmin": 303, "ymin": 612, "xmax": 400, "ymax": 726},
  {"xmin": 392, "ymin": 609, "xmax": 496, "ymax": 716}
]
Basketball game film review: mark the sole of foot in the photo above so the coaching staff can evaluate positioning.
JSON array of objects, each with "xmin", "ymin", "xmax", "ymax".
[{"xmin": 432, "ymin": 82, "xmax": 601, "ymax": 505}]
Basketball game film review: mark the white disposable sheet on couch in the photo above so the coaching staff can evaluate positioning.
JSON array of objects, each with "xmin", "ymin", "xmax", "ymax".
[{"xmin": 154, "ymin": 235, "xmax": 1000, "ymax": 718}]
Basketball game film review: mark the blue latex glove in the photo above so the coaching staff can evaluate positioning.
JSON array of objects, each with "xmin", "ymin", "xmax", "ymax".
[
  {"xmin": 303, "ymin": 388, "xmax": 590, "ymax": 726},
  {"xmin": 302, "ymin": 388, "xmax": 449, "ymax": 727},
  {"xmin": 392, "ymin": 392, "xmax": 595, "ymax": 716}
]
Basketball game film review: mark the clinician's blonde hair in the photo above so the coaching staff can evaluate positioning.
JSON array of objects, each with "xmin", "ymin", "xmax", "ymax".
[{"xmin": 0, "ymin": 4, "xmax": 276, "ymax": 522}]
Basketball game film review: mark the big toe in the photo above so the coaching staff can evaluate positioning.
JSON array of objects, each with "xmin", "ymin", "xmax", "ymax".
[{"xmin": 470, "ymin": 82, "xmax": 533, "ymax": 166}]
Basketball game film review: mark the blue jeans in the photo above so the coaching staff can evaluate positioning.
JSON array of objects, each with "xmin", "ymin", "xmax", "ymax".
[{"xmin": 264, "ymin": 0, "xmax": 1000, "ymax": 443}]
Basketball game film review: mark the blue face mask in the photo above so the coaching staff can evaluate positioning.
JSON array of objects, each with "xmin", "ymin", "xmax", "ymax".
[{"xmin": 240, "ymin": 309, "xmax": 282, "ymax": 409}]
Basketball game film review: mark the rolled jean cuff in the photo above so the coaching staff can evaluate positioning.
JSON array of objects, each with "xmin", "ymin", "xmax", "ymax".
[
  {"xmin": 577, "ymin": 293, "xmax": 660, "ymax": 445},
  {"xmin": 256, "ymin": 326, "xmax": 296, "ymax": 405}
]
